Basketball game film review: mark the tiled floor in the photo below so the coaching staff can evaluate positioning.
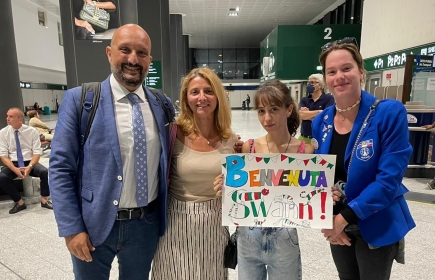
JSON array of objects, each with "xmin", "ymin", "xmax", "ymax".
[{"xmin": 0, "ymin": 111, "xmax": 434, "ymax": 280}]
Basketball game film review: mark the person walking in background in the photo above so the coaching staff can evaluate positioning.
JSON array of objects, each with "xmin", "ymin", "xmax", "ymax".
[
  {"xmin": 298, "ymin": 73, "xmax": 334, "ymax": 145},
  {"xmin": 49, "ymin": 24, "xmax": 174, "ymax": 279},
  {"xmin": 27, "ymin": 110, "xmax": 54, "ymax": 141},
  {"xmin": 151, "ymin": 67, "xmax": 238, "ymax": 280},
  {"xmin": 313, "ymin": 37, "xmax": 415, "ymax": 280},
  {"xmin": 0, "ymin": 108, "xmax": 52, "ymax": 214},
  {"xmin": 246, "ymin": 94, "xmax": 251, "ymax": 110}
]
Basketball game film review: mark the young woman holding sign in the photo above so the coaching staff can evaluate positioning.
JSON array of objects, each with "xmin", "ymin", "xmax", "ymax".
[
  {"xmin": 236, "ymin": 80, "xmax": 312, "ymax": 280},
  {"xmin": 213, "ymin": 80, "xmax": 342, "ymax": 280}
]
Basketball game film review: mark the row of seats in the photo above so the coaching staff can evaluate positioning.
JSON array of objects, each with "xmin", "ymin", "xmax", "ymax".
[{"xmin": 373, "ymin": 85, "xmax": 404, "ymax": 101}]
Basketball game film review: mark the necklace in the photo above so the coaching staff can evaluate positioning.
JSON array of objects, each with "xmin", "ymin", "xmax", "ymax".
[
  {"xmin": 201, "ymin": 135, "xmax": 211, "ymax": 146},
  {"xmin": 200, "ymin": 134, "xmax": 220, "ymax": 146},
  {"xmin": 336, "ymin": 98, "xmax": 361, "ymax": 113},
  {"xmin": 266, "ymin": 134, "xmax": 291, "ymax": 153}
]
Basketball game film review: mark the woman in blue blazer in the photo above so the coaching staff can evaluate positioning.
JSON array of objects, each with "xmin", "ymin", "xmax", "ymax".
[{"xmin": 311, "ymin": 38, "xmax": 415, "ymax": 280}]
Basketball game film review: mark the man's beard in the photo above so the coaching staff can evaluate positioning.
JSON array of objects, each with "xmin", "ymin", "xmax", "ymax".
[{"xmin": 111, "ymin": 63, "xmax": 147, "ymax": 88}]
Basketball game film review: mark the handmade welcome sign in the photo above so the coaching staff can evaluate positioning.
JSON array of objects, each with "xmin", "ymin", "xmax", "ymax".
[{"xmin": 222, "ymin": 153, "xmax": 336, "ymax": 229}]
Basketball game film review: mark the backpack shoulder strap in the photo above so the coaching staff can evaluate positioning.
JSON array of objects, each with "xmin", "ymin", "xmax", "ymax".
[
  {"xmin": 147, "ymin": 87, "xmax": 174, "ymax": 123},
  {"xmin": 79, "ymin": 82, "xmax": 101, "ymax": 146}
]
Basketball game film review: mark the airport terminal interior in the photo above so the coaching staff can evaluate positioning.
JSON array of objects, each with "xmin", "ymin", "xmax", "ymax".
[
  {"xmin": 2, "ymin": 0, "xmax": 435, "ymax": 279},
  {"xmin": 0, "ymin": 113, "xmax": 434, "ymax": 280}
]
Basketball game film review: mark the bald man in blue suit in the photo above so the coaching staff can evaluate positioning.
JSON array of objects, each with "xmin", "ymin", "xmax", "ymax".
[{"xmin": 49, "ymin": 24, "xmax": 174, "ymax": 279}]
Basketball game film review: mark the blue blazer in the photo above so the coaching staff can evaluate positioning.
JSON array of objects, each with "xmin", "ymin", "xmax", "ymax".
[
  {"xmin": 49, "ymin": 76, "xmax": 173, "ymax": 247},
  {"xmin": 312, "ymin": 91, "xmax": 416, "ymax": 247}
]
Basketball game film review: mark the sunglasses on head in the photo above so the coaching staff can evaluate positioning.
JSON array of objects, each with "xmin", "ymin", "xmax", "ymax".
[{"xmin": 321, "ymin": 37, "xmax": 359, "ymax": 52}]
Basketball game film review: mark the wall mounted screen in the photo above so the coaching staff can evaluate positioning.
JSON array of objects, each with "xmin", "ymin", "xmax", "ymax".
[{"xmin": 71, "ymin": 0, "xmax": 120, "ymax": 40}]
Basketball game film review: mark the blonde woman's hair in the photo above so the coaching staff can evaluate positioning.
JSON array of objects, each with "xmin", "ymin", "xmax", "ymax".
[{"xmin": 176, "ymin": 67, "xmax": 232, "ymax": 139}]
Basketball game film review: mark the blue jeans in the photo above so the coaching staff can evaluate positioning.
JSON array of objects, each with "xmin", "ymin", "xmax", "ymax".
[
  {"xmin": 71, "ymin": 211, "xmax": 159, "ymax": 280},
  {"xmin": 237, "ymin": 227, "xmax": 301, "ymax": 280}
]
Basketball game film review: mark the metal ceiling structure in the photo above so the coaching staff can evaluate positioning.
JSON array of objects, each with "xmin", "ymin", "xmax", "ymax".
[{"xmin": 26, "ymin": 0, "xmax": 345, "ymax": 48}]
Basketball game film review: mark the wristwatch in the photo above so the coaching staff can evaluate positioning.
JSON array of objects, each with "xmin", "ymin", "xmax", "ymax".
[{"xmin": 28, "ymin": 164, "xmax": 33, "ymax": 169}]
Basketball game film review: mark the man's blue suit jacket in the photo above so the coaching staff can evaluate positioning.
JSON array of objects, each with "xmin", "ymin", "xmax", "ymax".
[{"xmin": 49, "ymin": 76, "xmax": 173, "ymax": 247}]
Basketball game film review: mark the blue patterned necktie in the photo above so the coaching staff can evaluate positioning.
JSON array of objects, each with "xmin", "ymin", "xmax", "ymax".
[
  {"xmin": 14, "ymin": 130, "xmax": 25, "ymax": 167},
  {"xmin": 126, "ymin": 93, "xmax": 148, "ymax": 207}
]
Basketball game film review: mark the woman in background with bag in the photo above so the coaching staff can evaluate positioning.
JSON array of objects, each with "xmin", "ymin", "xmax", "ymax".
[
  {"xmin": 151, "ymin": 67, "xmax": 239, "ymax": 280},
  {"xmin": 72, "ymin": 0, "xmax": 117, "ymax": 39},
  {"xmin": 313, "ymin": 38, "xmax": 416, "ymax": 280}
]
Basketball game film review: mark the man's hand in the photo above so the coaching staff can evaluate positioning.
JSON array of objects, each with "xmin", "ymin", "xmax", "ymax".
[
  {"xmin": 13, "ymin": 167, "xmax": 24, "ymax": 179},
  {"xmin": 300, "ymin": 107, "xmax": 309, "ymax": 111},
  {"xmin": 65, "ymin": 232, "xmax": 95, "ymax": 262},
  {"xmin": 22, "ymin": 166, "xmax": 32, "ymax": 178}
]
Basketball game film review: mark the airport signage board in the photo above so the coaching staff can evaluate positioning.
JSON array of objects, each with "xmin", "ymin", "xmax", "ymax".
[
  {"xmin": 260, "ymin": 25, "xmax": 362, "ymax": 81},
  {"xmin": 365, "ymin": 42, "xmax": 435, "ymax": 72},
  {"xmin": 145, "ymin": 61, "xmax": 162, "ymax": 89}
]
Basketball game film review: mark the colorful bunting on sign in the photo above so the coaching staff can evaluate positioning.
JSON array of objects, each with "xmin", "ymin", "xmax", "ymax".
[{"xmin": 244, "ymin": 154, "xmax": 335, "ymax": 169}]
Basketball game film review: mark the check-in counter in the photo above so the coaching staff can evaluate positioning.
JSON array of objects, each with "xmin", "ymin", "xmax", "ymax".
[{"xmin": 405, "ymin": 101, "xmax": 435, "ymax": 165}]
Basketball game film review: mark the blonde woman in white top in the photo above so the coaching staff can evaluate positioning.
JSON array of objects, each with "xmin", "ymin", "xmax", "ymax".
[{"xmin": 151, "ymin": 67, "xmax": 237, "ymax": 280}]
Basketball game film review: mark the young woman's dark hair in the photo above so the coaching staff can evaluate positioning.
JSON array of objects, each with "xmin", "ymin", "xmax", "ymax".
[{"xmin": 254, "ymin": 80, "xmax": 300, "ymax": 135}]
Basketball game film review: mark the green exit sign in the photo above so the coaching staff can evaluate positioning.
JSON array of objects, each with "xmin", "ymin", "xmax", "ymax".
[{"xmin": 145, "ymin": 61, "xmax": 162, "ymax": 89}]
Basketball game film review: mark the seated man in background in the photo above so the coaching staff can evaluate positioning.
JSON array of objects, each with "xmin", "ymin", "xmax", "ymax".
[
  {"xmin": 0, "ymin": 108, "xmax": 53, "ymax": 214},
  {"xmin": 27, "ymin": 110, "xmax": 54, "ymax": 141}
]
